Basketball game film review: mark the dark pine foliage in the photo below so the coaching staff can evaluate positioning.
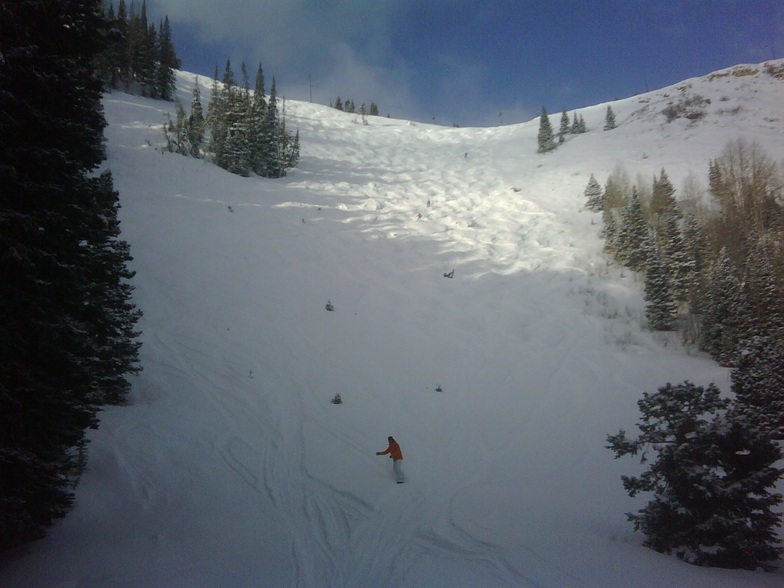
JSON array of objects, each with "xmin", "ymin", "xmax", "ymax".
[
  {"xmin": 0, "ymin": 0, "xmax": 141, "ymax": 550},
  {"xmin": 607, "ymin": 382, "xmax": 782, "ymax": 570},
  {"xmin": 97, "ymin": 0, "xmax": 180, "ymax": 100}
]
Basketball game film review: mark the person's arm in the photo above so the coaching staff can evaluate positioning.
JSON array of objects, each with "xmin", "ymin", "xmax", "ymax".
[{"xmin": 376, "ymin": 445, "xmax": 390, "ymax": 456}]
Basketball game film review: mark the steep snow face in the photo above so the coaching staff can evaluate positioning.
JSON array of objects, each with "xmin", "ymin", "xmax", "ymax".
[{"xmin": 1, "ymin": 61, "xmax": 783, "ymax": 587}]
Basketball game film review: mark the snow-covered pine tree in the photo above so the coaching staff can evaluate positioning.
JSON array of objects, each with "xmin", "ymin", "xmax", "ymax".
[
  {"xmin": 569, "ymin": 112, "xmax": 587, "ymax": 134},
  {"xmin": 221, "ymin": 62, "xmax": 252, "ymax": 176},
  {"xmin": 187, "ymin": 79, "xmax": 205, "ymax": 157},
  {"xmin": 163, "ymin": 97, "xmax": 189, "ymax": 155},
  {"xmin": 701, "ymin": 248, "xmax": 743, "ymax": 364},
  {"xmin": 248, "ymin": 63, "xmax": 267, "ymax": 175},
  {"xmin": 287, "ymin": 129, "xmax": 301, "ymax": 168},
  {"xmin": 743, "ymin": 236, "xmax": 784, "ymax": 336},
  {"xmin": 571, "ymin": 112, "xmax": 579, "ymax": 134},
  {"xmin": 616, "ymin": 187, "xmax": 651, "ymax": 272},
  {"xmin": 607, "ymin": 381, "xmax": 782, "ymax": 570},
  {"xmin": 206, "ymin": 65, "xmax": 227, "ymax": 165},
  {"xmin": 537, "ymin": 107, "xmax": 556, "ymax": 153},
  {"xmin": 584, "ymin": 173, "xmax": 604, "ymax": 211},
  {"xmin": 732, "ymin": 327, "xmax": 784, "ymax": 440},
  {"xmin": 658, "ymin": 211, "xmax": 694, "ymax": 303},
  {"xmin": 559, "ymin": 108, "xmax": 569, "ymax": 143},
  {"xmin": 644, "ymin": 245, "xmax": 678, "ymax": 330},
  {"xmin": 650, "ymin": 169, "xmax": 677, "ymax": 218},
  {"xmin": 261, "ymin": 76, "xmax": 285, "ymax": 177},
  {"xmin": 604, "ymin": 105, "xmax": 616, "ymax": 130}
]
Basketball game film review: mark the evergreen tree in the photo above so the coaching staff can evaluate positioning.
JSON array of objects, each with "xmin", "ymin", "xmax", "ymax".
[
  {"xmin": 537, "ymin": 107, "xmax": 556, "ymax": 153},
  {"xmin": 187, "ymin": 79, "xmax": 205, "ymax": 157},
  {"xmin": 607, "ymin": 382, "xmax": 782, "ymax": 570},
  {"xmin": 163, "ymin": 97, "xmax": 188, "ymax": 154},
  {"xmin": 645, "ymin": 245, "xmax": 678, "ymax": 330},
  {"xmin": 220, "ymin": 62, "xmax": 251, "ymax": 176},
  {"xmin": 248, "ymin": 63, "xmax": 267, "ymax": 175},
  {"xmin": 114, "ymin": 0, "xmax": 130, "ymax": 83},
  {"xmin": 370, "ymin": 102, "xmax": 379, "ymax": 116},
  {"xmin": 658, "ymin": 210, "xmax": 693, "ymax": 303},
  {"xmin": 604, "ymin": 105, "xmax": 617, "ymax": 130},
  {"xmin": 1, "ymin": 0, "xmax": 140, "ymax": 549},
  {"xmin": 569, "ymin": 112, "xmax": 587, "ymax": 134},
  {"xmin": 616, "ymin": 187, "xmax": 651, "ymax": 271},
  {"xmin": 571, "ymin": 112, "xmax": 580, "ymax": 134},
  {"xmin": 650, "ymin": 169, "xmax": 677, "ymax": 218},
  {"xmin": 732, "ymin": 327, "xmax": 784, "ymax": 440},
  {"xmin": 584, "ymin": 174, "xmax": 604, "ymax": 211},
  {"xmin": 155, "ymin": 15, "xmax": 178, "ymax": 101},
  {"xmin": 130, "ymin": 1, "xmax": 155, "ymax": 96},
  {"xmin": 559, "ymin": 108, "xmax": 569, "ymax": 143},
  {"xmin": 261, "ymin": 76, "xmax": 285, "ymax": 177},
  {"xmin": 288, "ymin": 129, "xmax": 301, "ymax": 168},
  {"xmin": 743, "ymin": 236, "xmax": 784, "ymax": 336},
  {"xmin": 701, "ymin": 249, "xmax": 743, "ymax": 364}
]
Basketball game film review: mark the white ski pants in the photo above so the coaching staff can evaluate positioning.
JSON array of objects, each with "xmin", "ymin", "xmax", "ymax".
[{"xmin": 393, "ymin": 459, "xmax": 404, "ymax": 483}]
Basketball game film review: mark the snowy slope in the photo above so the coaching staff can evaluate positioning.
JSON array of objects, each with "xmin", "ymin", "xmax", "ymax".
[{"xmin": 2, "ymin": 61, "xmax": 784, "ymax": 587}]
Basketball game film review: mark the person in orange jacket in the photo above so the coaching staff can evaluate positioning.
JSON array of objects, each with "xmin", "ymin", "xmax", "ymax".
[{"xmin": 376, "ymin": 436, "xmax": 405, "ymax": 483}]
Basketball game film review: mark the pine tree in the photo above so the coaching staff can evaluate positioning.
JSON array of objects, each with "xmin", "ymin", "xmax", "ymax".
[
  {"xmin": 650, "ymin": 169, "xmax": 677, "ymax": 218},
  {"xmin": 1, "ymin": 0, "xmax": 141, "ymax": 549},
  {"xmin": 219, "ymin": 62, "xmax": 251, "ymax": 176},
  {"xmin": 584, "ymin": 174, "xmax": 604, "ymax": 211},
  {"xmin": 537, "ymin": 107, "xmax": 556, "ymax": 153},
  {"xmin": 288, "ymin": 129, "xmax": 301, "ymax": 168},
  {"xmin": 248, "ymin": 63, "xmax": 267, "ymax": 175},
  {"xmin": 701, "ymin": 249, "xmax": 742, "ymax": 364},
  {"xmin": 743, "ymin": 236, "xmax": 784, "ymax": 336},
  {"xmin": 616, "ymin": 187, "xmax": 651, "ymax": 271},
  {"xmin": 571, "ymin": 112, "xmax": 580, "ymax": 134},
  {"xmin": 130, "ymin": 1, "xmax": 156, "ymax": 96},
  {"xmin": 607, "ymin": 382, "xmax": 782, "ymax": 570},
  {"xmin": 645, "ymin": 245, "xmax": 678, "ymax": 330},
  {"xmin": 732, "ymin": 327, "xmax": 784, "ymax": 440},
  {"xmin": 187, "ymin": 79, "xmax": 205, "ymax": 157},
  {"xmin": 261, "ymin": 76, "xmax": 285, "ymax": 177},
  {"xmin": 604, "ymin": 105, "xmax": 617, "ymax": 130},
  {"xmin": 155, "ymin": 15, "xmax": 178, "ymax": 101},
  {"xmin": 658, "ymin": 211, "xmax": 694, "ymax": 303},
  {"xmin": 559, "ymin": 108, "xmax": 569, "ymax": 143}
]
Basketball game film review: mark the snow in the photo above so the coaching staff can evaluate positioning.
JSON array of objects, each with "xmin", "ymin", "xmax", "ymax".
[{"xmin": 2, "ymin": 62, "xmax": 784, "ymax": 587}]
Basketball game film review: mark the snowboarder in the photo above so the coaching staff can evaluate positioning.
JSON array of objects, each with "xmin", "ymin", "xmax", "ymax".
[{"xmin": 376, "ymin": 436, "xmax": 405, "ymax": 483}]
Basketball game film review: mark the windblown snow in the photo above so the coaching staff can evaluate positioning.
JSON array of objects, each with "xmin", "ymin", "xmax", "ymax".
[{"xmin": 2, "ymin": 62, "xmax": 784, "ymax": 587}]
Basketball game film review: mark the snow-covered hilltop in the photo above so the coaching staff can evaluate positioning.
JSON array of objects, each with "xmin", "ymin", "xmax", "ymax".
[{"xmin": 2, "ymin": 60, "xmax": 783, "ymax": 587}]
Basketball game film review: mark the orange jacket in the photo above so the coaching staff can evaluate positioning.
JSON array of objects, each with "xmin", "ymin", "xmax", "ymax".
[{"xmin": 379, "ymin": 440, "xmax": 403, "ymax": 461}]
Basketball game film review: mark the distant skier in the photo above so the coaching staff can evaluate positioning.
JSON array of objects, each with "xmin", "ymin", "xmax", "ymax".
[{"xmin": 376, "ymin": 436, "xmax": 405, "ymax": 483}]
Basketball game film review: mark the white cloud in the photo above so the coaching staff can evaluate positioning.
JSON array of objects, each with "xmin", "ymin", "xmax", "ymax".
[{"xmin": 148, "ymin": 0, "xmax": 427, "ymax": 118}]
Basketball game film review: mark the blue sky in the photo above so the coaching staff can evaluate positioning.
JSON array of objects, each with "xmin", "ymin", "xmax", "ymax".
[{"xmin": 147, "ymin": 0, "xmax": 783, "ymax": 127}]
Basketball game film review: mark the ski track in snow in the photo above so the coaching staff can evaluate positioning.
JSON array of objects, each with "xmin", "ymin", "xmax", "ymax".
[{"xmin": 2, "ymin": 64, "xmax": 784, "ymax": 587}]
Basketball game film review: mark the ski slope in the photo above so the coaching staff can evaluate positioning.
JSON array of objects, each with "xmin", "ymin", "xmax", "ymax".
[{"xmin": 2, "ymin": 61, "xmax": 784, "ymax": 587}]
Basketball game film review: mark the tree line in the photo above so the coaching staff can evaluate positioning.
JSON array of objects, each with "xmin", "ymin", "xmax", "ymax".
[
  {"xmin": 332, "ymin": 97, "xmax": 380, "ymax": 116},
  {"xmin": 164, "ymin": 61, "xmax": 300, "ymax": 178},
  {"xmin": 96, "ymin": 0, "xmax": 180, "ymax": 101},
  {"xmin": 593, "ymin": 139, "xmax": 784, "ymax": 570},
  {"xmin": 537, "ymin": 105, "xmax": 613, "ymax": 153},
  {"xmin": 1, "ymin": 0, "xmax": 142, "ymax": 550}
]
